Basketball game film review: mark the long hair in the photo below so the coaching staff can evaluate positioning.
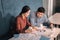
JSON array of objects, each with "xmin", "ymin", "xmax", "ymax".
[{"xmin": 19, "ymin": 5, "xmax": 30, "ymax": 15}]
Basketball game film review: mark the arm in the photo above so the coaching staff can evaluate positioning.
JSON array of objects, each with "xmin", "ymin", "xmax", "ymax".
[
  {"xmin": 44, "ymin": 15, "xmax": 50, "ymax": 23},
  {"xmin": 43, "ymin": 15, "xmax": 50, "ymax": 27},
  {"xmin": 26, "ymin": 18, "xmax": 31, "ymax": 26},
  {"xmin": 44, "ymin": 15, "xmax": 53, "ymax": 28},
  {"xmin": 16, "ymin": 17, "xmax": 22, "ymax": 33},
  {"xmin": 26, "ymin": 18, "xmax": 38, "ymax": 30}
]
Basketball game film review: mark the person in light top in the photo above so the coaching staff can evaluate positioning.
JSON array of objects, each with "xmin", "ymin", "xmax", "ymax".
[{"xmin": 30, "ymin": 7, "xmax": 53, "ymax": 28}]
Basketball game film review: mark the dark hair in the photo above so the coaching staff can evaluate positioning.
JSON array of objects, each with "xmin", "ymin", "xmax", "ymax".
[
  {"xmin": 20, "ymin": 5, "xmax": 30, "ymax": 15},
  {"xmin": 37, "ymin": 7, "xmax": 45, "ymax": 13},
  {"xmin": 36, "ymin": 7, "xmax": 45, "ymax": 17}
]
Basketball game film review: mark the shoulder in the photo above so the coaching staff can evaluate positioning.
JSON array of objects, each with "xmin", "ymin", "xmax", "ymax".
[
  {"xmin": 16, "ymin": 15, "xmax": 21, "ymax": 20},
  {"xmin": 43, "ymin": 14, "xmax": 47, "ymax": 18}
]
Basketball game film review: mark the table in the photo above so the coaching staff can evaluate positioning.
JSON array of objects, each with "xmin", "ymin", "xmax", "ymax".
[
  {"xmin": 9, "ymin": 33, "xmax": 41, "ymax": 40},
  {"xmin": 9, "ymin": 27, "xmax": 60, "ymax": 40},
  {"xmin": 49, "ymin": 13, "xmax": 60, "ymax": 40},
  {"xmin": 49, "ymin": 13, "xmax": 60, "ymax": 25}
]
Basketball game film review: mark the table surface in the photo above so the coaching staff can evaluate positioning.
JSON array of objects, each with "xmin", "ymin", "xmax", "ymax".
[
  {"xmin": 9, "ymin": 27, "xmax": 60, "ymax": 40},
  {"xmin": 49, "ymin": 13, "xmax": 60, "ymax": 24}
]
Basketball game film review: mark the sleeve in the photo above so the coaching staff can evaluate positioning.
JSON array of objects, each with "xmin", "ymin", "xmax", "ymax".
[
  {"xmin": 44, "ymin": 15, "xmax": 50, "ymax": 23},
  {"xmin": 43, "ymin": 15, "xmax": 51, "ymax": 27},
  {"xmin": 26, "ymin": 18, "xmax": 31, "ymax": 26},
  {"xmin": 44, "ymin": 15, "xmax": 53, "ymax": 28},
  {"xmin": 16, "ymin": 17, "xmax": 22, "ymax": 33}
]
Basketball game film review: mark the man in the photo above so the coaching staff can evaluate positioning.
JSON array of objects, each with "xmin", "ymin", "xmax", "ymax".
[{"xmin": 30, "ymin": 7, "xmax": 52, "ymax": 28}]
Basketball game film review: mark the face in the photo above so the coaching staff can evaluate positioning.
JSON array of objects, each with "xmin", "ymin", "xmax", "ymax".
[
  {"xmin": 24, "ymin": 10, "xmax": 31, "ymax": 17},
  {"xmin": 36, "ymin": 12, "xmax": 44, "ymax": 18}
]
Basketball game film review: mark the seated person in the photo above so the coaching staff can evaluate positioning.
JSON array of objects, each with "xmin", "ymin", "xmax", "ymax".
[
  {"xmin": 16, "ymin": 5, "xmax": 32, "ymax": 33},
  {"xmin": 30, "ymin": 7, "xmax": 53, "ymax": 28}
]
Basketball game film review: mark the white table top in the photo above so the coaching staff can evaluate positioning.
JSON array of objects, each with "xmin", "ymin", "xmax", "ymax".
[
  {"xmin": 9, "ymin": 27, "xmax": 60, "ymax": 40},
  {"xmin": 49, "ymin": 13, "xmax": 60, "ymax": 24},
  {"xmin": 9, "ymin": 32, "xmax": 41, "ymax": 40}
]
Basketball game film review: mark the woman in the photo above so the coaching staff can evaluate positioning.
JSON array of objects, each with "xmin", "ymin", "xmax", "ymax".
[{"xmin": 16, "ymin": 5, "xmax": 31, "ymax": 33}]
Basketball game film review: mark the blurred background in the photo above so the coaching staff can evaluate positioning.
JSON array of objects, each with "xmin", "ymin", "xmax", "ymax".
[{"xmin": 0, "ymin": 0, "xmax": 60, "ymax": 40}]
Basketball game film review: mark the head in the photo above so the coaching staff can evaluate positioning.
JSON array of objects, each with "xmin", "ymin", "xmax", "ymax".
[
  {"xmin": 20, "ymin": 5, "xmax": 30, "ymax": 17},
  {"xmin": 36, "ymin": 7, "xmax": 45, "ymax": 18}
]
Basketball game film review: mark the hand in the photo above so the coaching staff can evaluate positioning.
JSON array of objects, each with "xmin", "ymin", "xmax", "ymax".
[
  {"xmin": 29, "ymin": 26, "xmax": 41, "ymax": 31},
  {"xmin": 25, "ymin": 29, "xmax": 32, "ymax": 33}
]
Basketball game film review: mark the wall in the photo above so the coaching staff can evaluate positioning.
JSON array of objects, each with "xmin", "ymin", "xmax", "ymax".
[
  {"xmin": 43, "ymin": 0, "xmax": 55, "ymax": 17},
  {"xmin": 43, "ymin": 0, "xmax": 48, "ymax": 16}
]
